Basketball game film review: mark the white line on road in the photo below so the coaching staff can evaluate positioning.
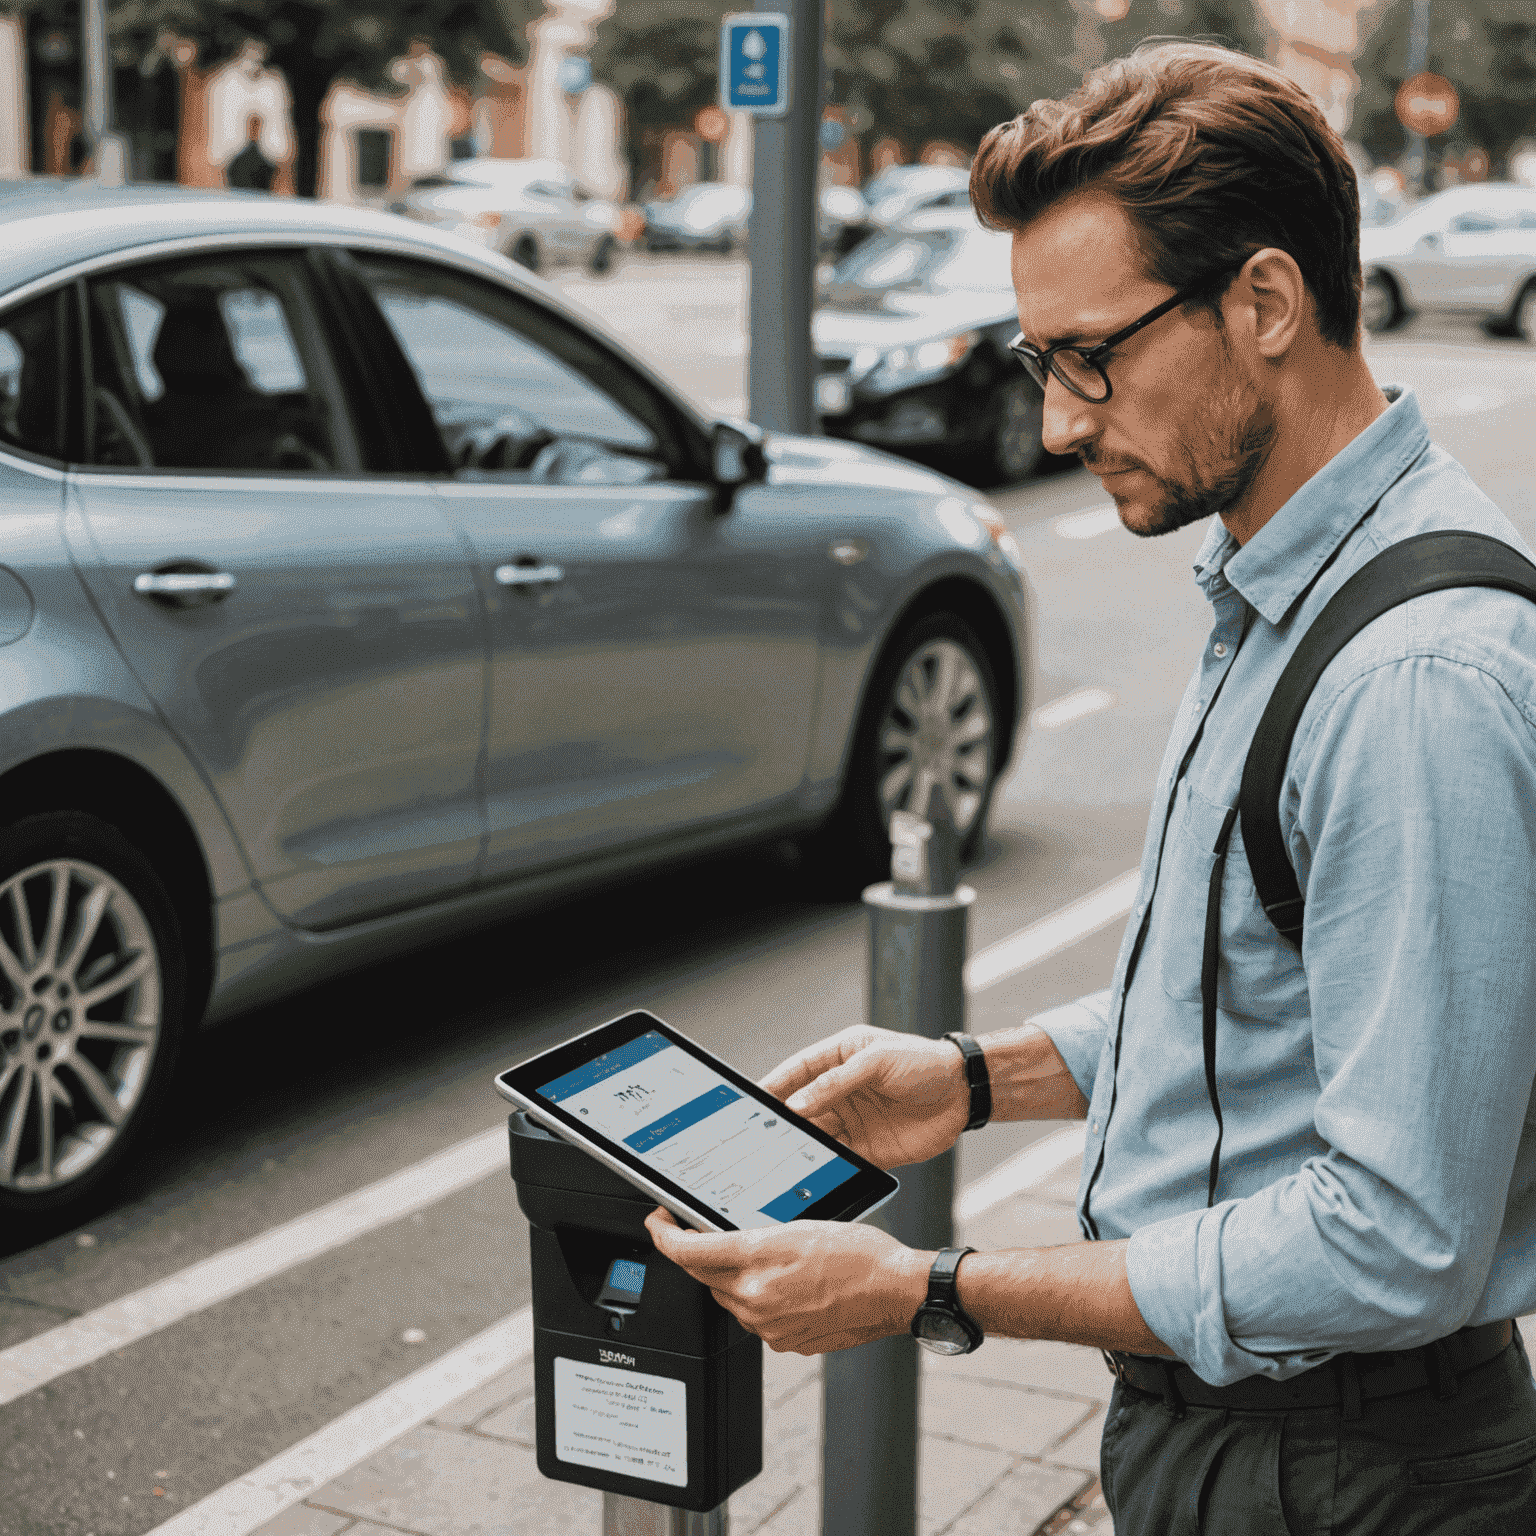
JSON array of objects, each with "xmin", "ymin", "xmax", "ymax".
[
  {"xmin": 0, "ymin": 867, "xmax": 1137, "ymax": 1411},
  {"xmin": 0, "ymin": 1127, "xmax": 508, "ymax": 1408},
  {"xmin": 1032, "ymin": 686, "xmax": 1117, "ymax": 731},
  {"xmin": 965, "ymin": 869, "xmax": 1138, "ymax": 993},
  {"xmin": 150, "ymin": 1307, "xmax": 536, "ymax": 1536},
  {"xmin": 1052, "ymin": 505, "xmax": 1121, "ymax": 540},
  {"xmin": 955, "ymin": 1123, "xmax": 1088, "ymax": 1220}
]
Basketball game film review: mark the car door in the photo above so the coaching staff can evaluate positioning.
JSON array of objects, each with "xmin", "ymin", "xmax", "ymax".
[
  {"xmin": 63, "ymin": 246, "xmax": 487, "ymax": 931},
  {"xmin": 341, "ymin": 249, "xmax": 826, "ymax": 886},
  {"xmin": 1436, "ymin": 209, "xmax": 1513, "ymax": 309}
]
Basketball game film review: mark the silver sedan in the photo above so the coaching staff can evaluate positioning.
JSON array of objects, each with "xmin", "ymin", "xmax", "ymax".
[
  {"xmin": 0, "ymin": 184, "xmax": 1031, "ymax": 1216},
  {"xmin": 1361, "ymin": 183, "xmax": 1536, "ymax": 339}
]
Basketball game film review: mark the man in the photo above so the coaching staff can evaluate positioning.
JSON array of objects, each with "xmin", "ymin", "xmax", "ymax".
[
  {"xmin": 648, "ymin": 41, "xmax": 1536, "ymax": 1531},
  {"xmin": 226, "ymin": 115, "xmax": 276, "ymax": 193}
]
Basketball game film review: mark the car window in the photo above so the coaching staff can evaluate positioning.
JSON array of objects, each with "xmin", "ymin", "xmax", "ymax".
[
  {"xmin": 83, "ymin": 252, "xmax": 360, "ymax": 473},
  {"xmin": 1450, "ymin": 212, "xmax": 1500, "ymax": 234},
  {"xmin": 353, "ymin": 253, "xmax": 673, "ymax": 485},
  {"xmin": 0, "ymin": 290, "xmax": 66, "ymax": 463}
]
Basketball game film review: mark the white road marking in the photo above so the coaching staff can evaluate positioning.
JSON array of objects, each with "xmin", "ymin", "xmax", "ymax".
[
  {"xmin": 148, "ymin": 1129, "xmax": 1088, "ymax": 1536},
  {"xmin": 0, "ymin": 1127, "xmax": 508, "ymax": 1408},
  {"xmin": 0, "ymin": 871, "xmax": 1137, "ymax": 1410},
  {"xmin": 149, "ymin": 1307, "xmax": 535, "ymax": 1536},
  {"xmin": 1052, "ymin": 505, "xmax": 1121, "ymax": 540},
  {"xmin": 1032, "ymin": 686, "xmax": 1117, "ymax": 731},
  {"xmin": 965, "ymin": 869, "xmax": 1138, "ymax": 993},
  {"xmin": 955, "ymin": 1123, "xmax": 1088, "ymax": 1220}
]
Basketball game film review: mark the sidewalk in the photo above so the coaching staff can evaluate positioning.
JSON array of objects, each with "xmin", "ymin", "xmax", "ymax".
[{"xmin": 249, "ymin": 1155, "xmax": 1112, "ymax": 1536}]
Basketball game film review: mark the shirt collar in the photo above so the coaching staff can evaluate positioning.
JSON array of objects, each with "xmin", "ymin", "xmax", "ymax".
[{"xmin": 1192, "ymin": 385, "xmax": 1430, "ymax": 625}]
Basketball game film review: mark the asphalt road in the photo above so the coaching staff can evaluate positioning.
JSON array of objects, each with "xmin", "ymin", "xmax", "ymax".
[{"xmin": 1, "ymin": 254, "xmax": 1531, "ymax": 1536}]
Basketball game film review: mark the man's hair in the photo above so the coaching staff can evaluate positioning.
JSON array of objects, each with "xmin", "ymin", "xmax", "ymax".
[{"xmin": 970, "ymin": 42, "xmax": 1362, "ymax": 347}]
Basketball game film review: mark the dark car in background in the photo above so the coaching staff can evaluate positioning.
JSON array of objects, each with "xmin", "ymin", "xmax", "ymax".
[{"xmin": 814, "ymin": 209, "xmax": 1044, "ymax": 484}]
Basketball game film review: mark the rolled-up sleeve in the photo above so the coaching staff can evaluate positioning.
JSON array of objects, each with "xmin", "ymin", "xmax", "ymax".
[
  {"xmin": 1127, "ymin": 651, "xmax": 1536, "ymax": 1384},
  {"xmin": 1033, "ymin": 987, "xmax": 1112, "ymax": 1104}
]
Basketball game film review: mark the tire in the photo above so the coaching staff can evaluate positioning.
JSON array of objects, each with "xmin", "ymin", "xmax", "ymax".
[
  {"xmin": 588, "ymin": 235, "xmax": 618, "ymax": 276},
  {"xmin": 510, "ymin": 234, "xmax": 541, "ymax": 273},
  {"xmin": 0, "ymin": 812, "xmax": 187, "ymax": 1216},
  {"xmin": 1362, "ymin": 271, "xmax": 1402, "ymax": 334},
  {"xmin": 809, "ymin": 611, "xmax": 1002, "ymax": 892},
  {"xmin": 987, "ymin": 374, "xmax": 1047, "ymax": 485},
  {"xmin": 1515, "ymin": 281, "xmax": 1536, "ymax": 344}
]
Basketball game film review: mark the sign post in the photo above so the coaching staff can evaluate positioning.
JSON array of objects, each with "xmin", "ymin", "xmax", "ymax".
[{"xmin": 721, "ymin": 5, "xmax": 823, "ymax": 436}]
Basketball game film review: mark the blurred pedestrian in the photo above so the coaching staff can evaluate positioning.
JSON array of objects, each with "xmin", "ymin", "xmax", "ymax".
[
  {"xmin": 649, "ymin": 39, "xmax": 1536, "ymax": 1534},
  {"xmin": 227, "ymin": 115, "xmax": 275, "ymax": 192}
]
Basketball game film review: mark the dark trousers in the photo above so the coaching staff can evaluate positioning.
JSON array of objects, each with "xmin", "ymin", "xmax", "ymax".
[{"xmin": 1101, "ymin": 1334, "xmax": 1536, "ymax": 1534}]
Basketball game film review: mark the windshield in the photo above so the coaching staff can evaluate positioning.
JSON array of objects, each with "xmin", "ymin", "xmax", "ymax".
[{"xmin": 828, "ymin": 225, "xmax": 1012, "ymax": 295}]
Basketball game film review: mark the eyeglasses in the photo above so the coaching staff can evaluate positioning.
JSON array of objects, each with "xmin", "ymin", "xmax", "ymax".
[{"xmin": 1008, "ymin": 269, "xmax": 1237, "ymax": 403}]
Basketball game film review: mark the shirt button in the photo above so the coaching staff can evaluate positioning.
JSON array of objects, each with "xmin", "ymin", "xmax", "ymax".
[
  {"xmin": 1213, "ymin": 641, "xmax": 1228, "ymax": 657},
  {"xmin": 1092, "ymin": 1119, "xmax": 1100, "ymax": 1132}
]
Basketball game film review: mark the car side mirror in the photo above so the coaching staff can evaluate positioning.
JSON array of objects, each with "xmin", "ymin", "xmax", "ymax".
[
  {"xmin": 710, "ymin": 418, "xmax": 768, "ymax": 504},
  {"xmin": 1417, "ymin": 230, "xmax": 1441, "ymax": 250}
]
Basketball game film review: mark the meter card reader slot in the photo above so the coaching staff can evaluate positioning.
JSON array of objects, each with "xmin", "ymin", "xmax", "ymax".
[{"xmin": 595, "ymin": 1256, "xmax": 647, "ymax": 1330}]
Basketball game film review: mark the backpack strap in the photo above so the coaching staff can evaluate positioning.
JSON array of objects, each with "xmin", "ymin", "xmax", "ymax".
[{"xmin": 1239, "ymin": 530, "xmax": 1536, "ymax": 949}]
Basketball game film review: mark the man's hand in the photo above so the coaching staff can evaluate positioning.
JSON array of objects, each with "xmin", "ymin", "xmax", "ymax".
[
  {"xmin": 760, "ymin": 1026, "xmax": 968, "ymax": 1169},
  {"xmin": 645, "ymin": 1206, "xmax": 928, "ymax": 1354}
]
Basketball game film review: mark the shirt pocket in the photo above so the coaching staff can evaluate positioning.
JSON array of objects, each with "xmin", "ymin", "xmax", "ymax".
[{"xmin": 1158, "ymin": 780, "xmax": 1308, "ymax": 1020}]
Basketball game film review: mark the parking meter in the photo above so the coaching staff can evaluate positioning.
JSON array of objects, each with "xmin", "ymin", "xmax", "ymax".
[{"xmin": 508, "ymin": 1112, "xmax": 763, "ymax": 1513}]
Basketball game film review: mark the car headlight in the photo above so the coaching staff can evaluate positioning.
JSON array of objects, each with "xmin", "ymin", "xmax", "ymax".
[
  {"xmin": 866, "ymin": 331, "xmax": 978, "ymax": 394},
  {"xmin": 971, "ymin": 504, "xmax": 1024, "ymax": 570}
]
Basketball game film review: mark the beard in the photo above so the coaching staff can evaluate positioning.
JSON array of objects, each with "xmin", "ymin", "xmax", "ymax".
[{"xmin": 1082, "ymin": 368, "xmax": 1278, "ymax": 539}]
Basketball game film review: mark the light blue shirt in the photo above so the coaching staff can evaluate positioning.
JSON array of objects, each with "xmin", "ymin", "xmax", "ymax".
[{"xmin": 1037, "ymin": 387, "xmax": 1536, "ymax": 1386}]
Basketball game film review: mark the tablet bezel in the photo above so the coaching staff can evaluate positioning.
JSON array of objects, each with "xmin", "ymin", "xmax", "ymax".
[{"xmin": 496, "ymin": 1009, "xmax": 898, "ymax": 1232}]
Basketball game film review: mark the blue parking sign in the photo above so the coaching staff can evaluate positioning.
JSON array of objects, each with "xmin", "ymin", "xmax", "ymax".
[{"xmin": 720, "ymin": 13, "xmax": 789, "ymax": 116}]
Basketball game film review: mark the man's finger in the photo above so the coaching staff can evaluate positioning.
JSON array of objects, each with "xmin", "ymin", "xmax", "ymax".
[
  {"xmin": 759, "ymin": 1027, "xmax": 873, "ymax": 1100},
  {"xmin": 644, "ymin": 1208, "xmax": 755, "ymax": 1279},
  {"xmin": 783, "ymin": 1055, "xmax": 881, "ymax": 1119}
]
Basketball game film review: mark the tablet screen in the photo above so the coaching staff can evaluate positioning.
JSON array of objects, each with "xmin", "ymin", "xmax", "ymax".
[{"xmin": 537, "ymin": 1028, "xmax": 860, "ymax": 1229}]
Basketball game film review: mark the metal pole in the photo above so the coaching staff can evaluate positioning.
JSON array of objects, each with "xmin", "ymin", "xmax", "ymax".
[
  {"xmin": 1404, "ymin": 0, "xmax": 1432, "ymax": 196},
  {"xmin": 603, "ymin": 1495, "xmax": 728, "ymax": 1536},
  {"xmin": 746, "ymin": 0, "xmax": 822, "ymax": 435},
  {"xmin": 821, "ymin": 790, "xmax": 974, "ymax": 1536},
  {"xmin": 81, "ymin": 0, "xmax": 127, "ymax": 183}
]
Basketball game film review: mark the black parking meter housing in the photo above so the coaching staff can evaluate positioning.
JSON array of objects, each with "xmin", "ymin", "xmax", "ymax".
[{"xmin": 508, "ymin": 1112, "xmax": 763, "ymax": 1511}]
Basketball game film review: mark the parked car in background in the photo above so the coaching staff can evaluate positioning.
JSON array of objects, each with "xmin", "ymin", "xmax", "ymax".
[
  {"xmin": 1361, "ymin": 183, "xmax": 1536, "ymax": 339},
  {"xmin": 393, "ymin": 157, "xmax": 625, "ymax": 276},
  {"xmin": 837, "ymin": 166, "xmax": 974, "ymax": 258},
  {"xmin": 643, "ymin": 183, "xmax": 751, "ymax": 252},
  {"xmin": 814, "ymin": 208, "xmax": 1044, "ymax": 484},
  {"xmin": 0, "ymin": 182, "xmax": 1030, "ymax": 1218}
]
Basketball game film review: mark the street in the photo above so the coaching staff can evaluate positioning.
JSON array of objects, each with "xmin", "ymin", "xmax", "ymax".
[{"xmin": 1, "ymin": 252, "xmax": 1532, "ymax": 1536}]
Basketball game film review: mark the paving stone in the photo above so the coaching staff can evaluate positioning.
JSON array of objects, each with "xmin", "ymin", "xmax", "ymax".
[
  {"xmin": 933, "ymin": 1338, "xmax": 1111, "ymax": 1402},
  {"xmin": 923, "ymin": 1374, "xmax": 1088, "ymax": 1457},
  {"xmin": 918, "ymin": 1431, "xmax": 1015, "ymax": 1532},
  {"xmin": 747, "ymin": 1480, "xmax": 819, "ymax": 1536},
  {"xmin": 313, "ymin": 1424, "xmax": 598, "ymax": 1536},
  {"xmin": 942, "ymin": 1462, "xmax": 1094, "ymax": 1536},
  {"xmin": 474, "ymin": 1389, "xmax": 536, "ymax": 1447},
  {"xmin": 427, "ymin": 1363, "xmax": 531, "ymax": 1430},
  {"xmin": 1046, "ymin": 1406, "xmax": 1108, "ymax": 1474},
  {"xmin": 762, "ymin": 1346, "xmax": 819, "ymax": 1409},
  {"xmin": 249, "ymin": 1504, "xmax": 354, "ymax": 1536},
  {"xmin": 733, "ymin": 1377, "xmax": 821, "ymax": 1534},
  {"xmin": 966, "ymin": 1196, "xmax": 1085, "ymax": 1252}
]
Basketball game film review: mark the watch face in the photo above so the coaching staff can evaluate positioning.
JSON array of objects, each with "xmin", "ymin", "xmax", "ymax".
[{"xmin": 913, "ymin": 1308, "xmax": 971, "ymax": 1356}]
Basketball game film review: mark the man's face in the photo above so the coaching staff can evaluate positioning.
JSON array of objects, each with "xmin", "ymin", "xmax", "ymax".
[{"xmin": 1010, "ymin": 191, "xmax": 1275, "ymax": 538}]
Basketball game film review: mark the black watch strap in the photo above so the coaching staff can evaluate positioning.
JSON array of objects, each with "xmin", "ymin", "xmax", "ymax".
[
  {"xmin": 927, "ymin": 1245, "xmax": 976, "ymax": 1303},
  {"xmin": 944, "ymin": 1032, "xmax": 992, "ymax": 1131}
]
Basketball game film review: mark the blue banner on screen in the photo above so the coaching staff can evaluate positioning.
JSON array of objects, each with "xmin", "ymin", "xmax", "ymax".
[
  {"xmin": 625, "ymin": 1085, "xmax": 741, "ymax": 1153},
  {"xmin": 541, "ymin": 1030, "xmax": 671, "ymax": 1102},
  {"xmin": 758, "ymin": 1156, "xmax": 859, "ymax": 1221}
]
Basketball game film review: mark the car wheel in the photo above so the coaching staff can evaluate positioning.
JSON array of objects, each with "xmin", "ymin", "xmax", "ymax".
[
  {"xmin": 510, "ymin": 234, "xmax": 541, "ymax": 273},
  {"xmin": 0, "ymin": 812, "xmax": 187, "ymax": 1216},
  {"xmin": 588, "ymin": 235, "xmax": 618, "ymax": 276},
  {"xmin": 1515, "ymin": 282, "xmax": 1536, "ymax": 344},
  {"xmin": 1362, "ymin": 271, "xmax": 1402, "ymax": 334},
  {"xmin": 987, "ymin": 375, "xmax": 1047, "ymax": 485},
  {"xmin": 810, "ymin": 612, "xmax": 1001, "ymax": 890}
]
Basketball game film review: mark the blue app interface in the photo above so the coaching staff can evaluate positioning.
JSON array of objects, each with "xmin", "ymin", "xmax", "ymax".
[{"xmin": 540, "ymin": 1031, "xmax": 859, "ymax": 1227}]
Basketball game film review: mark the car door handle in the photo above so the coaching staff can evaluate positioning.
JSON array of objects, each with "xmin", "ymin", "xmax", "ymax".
[
  {"xmin": 133, "ymin": 569, "xmax": 236, "ymax": 607},
  {"xmin": 495, "ymin": 562, "xmax": 565, "ymax": 588}
]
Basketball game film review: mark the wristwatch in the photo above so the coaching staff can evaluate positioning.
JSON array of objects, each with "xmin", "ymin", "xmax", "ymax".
[
  {"xmin": 943, "ymin": 1032, "xmax": 992, "ymax": 1131},
  {"xmin": 910, "ymin": 1246, "xmax": 984, "ymax": 1356}
]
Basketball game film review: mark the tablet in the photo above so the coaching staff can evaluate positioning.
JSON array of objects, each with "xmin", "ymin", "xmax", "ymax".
[{"xmin": 494, "ymin": 1009, "xmax": 899, "ymax": 1233}]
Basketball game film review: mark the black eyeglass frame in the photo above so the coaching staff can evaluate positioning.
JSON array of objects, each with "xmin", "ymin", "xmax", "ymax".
[{"xmin": 1008, "ymin": 267, "xmax": 1239, "ymax": 403}]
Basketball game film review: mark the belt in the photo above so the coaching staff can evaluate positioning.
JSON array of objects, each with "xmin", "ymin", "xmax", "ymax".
[{"xmin": 1105, "ymin": 1319, "xmax": 1515, "ymax": 1415}]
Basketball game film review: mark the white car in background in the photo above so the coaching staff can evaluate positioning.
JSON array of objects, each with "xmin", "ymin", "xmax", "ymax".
[
  {"xmin": 394, "ymin": 157, "xmax": 625, "ymax": 276},
  {"xmin": 1361, "ymin": 183, "xmax": 1536, "ymax": 339}
]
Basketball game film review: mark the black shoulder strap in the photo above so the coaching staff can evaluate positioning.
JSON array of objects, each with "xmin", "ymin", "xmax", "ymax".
[{"xmin": 1240, "ymin": 530, "xmax": 1536, "ymax": 949}]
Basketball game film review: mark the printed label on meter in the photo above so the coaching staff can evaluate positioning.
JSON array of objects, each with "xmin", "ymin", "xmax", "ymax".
[{"xmin": 554, "ymin": 1356, "xmax": 688, "ymax": 1487}]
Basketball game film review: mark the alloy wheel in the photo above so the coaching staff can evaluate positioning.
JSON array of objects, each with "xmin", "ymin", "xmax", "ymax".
[
  {"xmin": 1361, "ymin": 273, "xmax": 1397, "ymax": 334},
  {"xmin": 0, "ymin": 859, "xmax": 162, "ymax": 1193},
  {"xmin": 876, "ymin": 638, "xmax": 995, "ymax": 834},
  {"xmin": 1517, "ymin": 284, "xmax": 1536, "ymax": 344},
  {"xmin": 993, "ymin": 376, "xmax": 1046, "ymax": 483}
]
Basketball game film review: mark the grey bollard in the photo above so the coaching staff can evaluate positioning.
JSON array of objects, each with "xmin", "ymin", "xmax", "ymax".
[
  {"xmin": 820, "ymin": 789, "xmax": 975, "ymax": 1536},
  {"xmin": 603, "ymin": 1494, "xmax": 728, "ymax": 1535}
]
